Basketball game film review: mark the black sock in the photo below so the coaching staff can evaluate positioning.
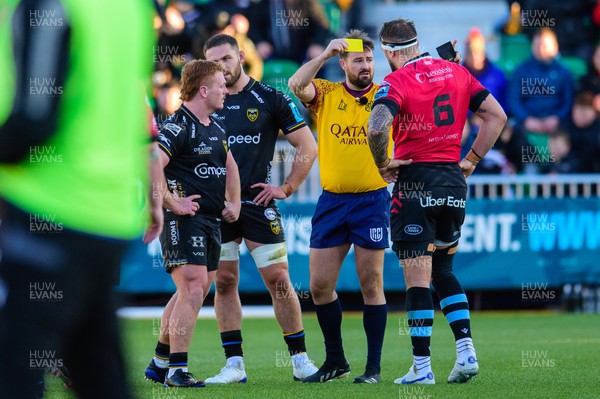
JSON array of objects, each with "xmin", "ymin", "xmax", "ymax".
[
  {"xmin": 431, "ymin": 242, "xmax": 471, "ymax": 340},
  {"xmin": 433, "ymin": 275, "xmax": 472, "ymax": 340},
  {"xmin": 154, "ymin": 341, "xmax": 170, "ymax": 364},
  {"xmin": 315, "ymin": 298, "xmax": 345, "ymax": 365},
  {"xmin": 406, "ymin": 287, "xmax": 434, "ymax": 357},
  {"xmin": 363, "ymin": 304, "xmax": 387, "ymax": 373},
  {"xmin": 283, "ymin": 330, "xmax": 306, "ymax": 355},
  {"xmin": 168, "ymin": 352, "xmax": 188, "ymax": 370},
  {"xmin": 221, "ymin": 330, "xmax": 243, "ymax": 358}
]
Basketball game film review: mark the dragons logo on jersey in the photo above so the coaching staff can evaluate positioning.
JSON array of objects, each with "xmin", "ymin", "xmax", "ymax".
[{"xmin": 247, "ymin": 108, "xmax": 258, "ymax": 122}]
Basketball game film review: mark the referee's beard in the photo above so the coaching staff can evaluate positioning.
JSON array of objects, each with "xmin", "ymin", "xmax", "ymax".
[{"xmin": 347, "ymin": 70, "xmax": 373, "ymax": 90}]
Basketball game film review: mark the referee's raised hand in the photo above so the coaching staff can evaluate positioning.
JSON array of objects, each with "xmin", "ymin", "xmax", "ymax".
[{"xmin": 321, "ymin": 38, "xmax": 349, "ymax": 60}]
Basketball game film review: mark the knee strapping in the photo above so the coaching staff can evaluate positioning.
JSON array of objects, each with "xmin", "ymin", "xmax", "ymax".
[
  {"xmin": 220, "ymin": 241, "xmax": 240, "ymax": 261},
  {"xmin": 250, "ymin": 242, "xmax": 288, "ymax": 268}
]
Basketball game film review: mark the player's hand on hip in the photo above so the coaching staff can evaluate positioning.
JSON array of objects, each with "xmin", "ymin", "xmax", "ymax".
[
  {"xmin": 378, "ymin": 158, "xmax": 412, "ymax": 183},
  {"xmin": 251, "ymin": 183, "xmax": 286, "ymax": 207},
  {"xmin": 459, "ymin": 158, "xmax": 476, "ymax": 178},
  {"xmin": 175, "ymin": 194, "xmax": 201, "ymax": 216},
  {"xmin": 222, "ymin": 200, "xmax": 241, "ymax": 223}
]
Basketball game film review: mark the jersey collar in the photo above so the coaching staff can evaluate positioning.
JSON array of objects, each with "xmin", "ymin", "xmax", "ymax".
[
  {"xmin": 243, "ymin": 77, "xmax": 257, "ymax": 91},
  {"xmin": 342, "ymin": 81, "xmax": 373, "ymax": 98},
  {"xmin": 180, "ymin": 104, "xmax": 201, "ymax": 124},
  {"xmin": 403, "ymin": 52, "xmax": 433, "ymax": 68}
]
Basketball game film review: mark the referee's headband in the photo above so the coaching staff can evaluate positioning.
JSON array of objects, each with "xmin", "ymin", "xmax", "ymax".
[{"xmin": 380, "ymin": 36, "xmax": 418, "ymax": 51}]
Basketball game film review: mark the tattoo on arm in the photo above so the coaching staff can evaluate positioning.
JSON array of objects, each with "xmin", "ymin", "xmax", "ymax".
[
  {"xmin": 476, "ymin": 107, "xmax": 487, "ymax": 114},
  {"xmin": 368, "ymin": 104, "xmax": 394, "ymax": 164}
]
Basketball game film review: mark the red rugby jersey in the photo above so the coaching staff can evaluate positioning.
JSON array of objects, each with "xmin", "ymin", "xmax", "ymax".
[{"xmin": 374, "ymin": 54, "xmax": 489, "ymax": 163}]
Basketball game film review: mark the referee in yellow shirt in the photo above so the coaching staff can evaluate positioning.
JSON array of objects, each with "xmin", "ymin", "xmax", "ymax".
[{"xmin": 288, "ymin": 30, "xmax": 392, "ymax": 384}]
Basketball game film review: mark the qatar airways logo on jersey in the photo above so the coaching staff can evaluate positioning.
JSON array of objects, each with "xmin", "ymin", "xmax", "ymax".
[
  {"xmin": 330, "ymin": 124, "xmax": 367, "ymax": 145},
  {"xmin": 194, "ymin": 163, "xmax": 227, "ymax": 179},
  {"xmin": 415, "ymin": 67, "xmax": 453, "ymax": 83}
]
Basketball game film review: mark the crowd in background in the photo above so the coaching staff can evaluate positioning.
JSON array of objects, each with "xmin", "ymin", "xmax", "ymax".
[{"xmin": 151, "ymin": 0, "xmax": 600, "ymax": 175}]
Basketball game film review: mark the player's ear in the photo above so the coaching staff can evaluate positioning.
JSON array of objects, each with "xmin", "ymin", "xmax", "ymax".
[
  {"xmin": 198, "ymin": 85, "xmax": 208, "ymax": 98},
  {"xmin": 238, "ymin": 50, "xmax": 246, "ymax": 64},
  {"xmin": 339, "ymin": 57, "xmax": 346, "ymax": 71}
]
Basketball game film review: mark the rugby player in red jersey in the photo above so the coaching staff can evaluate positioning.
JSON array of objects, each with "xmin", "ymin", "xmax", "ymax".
[{"xmin": 368, "ymin": 18, "xmax": 507, "ymax": 384}]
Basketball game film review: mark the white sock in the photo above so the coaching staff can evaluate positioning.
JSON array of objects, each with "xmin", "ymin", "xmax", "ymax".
[
  {"xmin": 292, "ymin": 352, "xmax": 307, "ymax": 361},
  {"xmin": 167, "ymin": 366, "xmax": 188, "ymax": 378},
  {"xmin": 413, "ymin": 355, "xmax": 431, "ymax": 372},
  {"xmin": 291, "ymin": 352, "xmax": 308, "ymax": 366},
  {"xmin": 153, "ymin": 355, "xmax": 168, "ymax": 369},
  {"xmin": 227, "ymin": 356, "xmax": 245, "ymax": 369},
  {"xmin": 456, "ymin": 337, "xmax": 476, "ymax": 361}
]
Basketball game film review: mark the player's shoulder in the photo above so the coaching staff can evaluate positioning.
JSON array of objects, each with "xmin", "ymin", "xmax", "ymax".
[
  {"xmin": 159, "ymin": 109, "xmax": 186, "ymax": 136},
  {"xmin": 253, "ymin": 80, "xmax": 280, "ymax": 100},
  {"xmin": 253, "ymin": 79, "xmax": 299, "ymax": 107},
  {"xmin": 209, "ymin": 115, "xmax": 227, "ymax": 135}
]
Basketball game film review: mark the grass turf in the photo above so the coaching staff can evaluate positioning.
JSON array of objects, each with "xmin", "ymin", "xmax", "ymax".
[{"xmin": 43, "ymin": 311, "xmax": 600, "ymax": 399}]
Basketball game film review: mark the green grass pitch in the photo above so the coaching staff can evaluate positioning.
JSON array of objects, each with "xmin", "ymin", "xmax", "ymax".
[{"xmin": 43, "ymin": 312, "xmax": 600, "ymax": 399}]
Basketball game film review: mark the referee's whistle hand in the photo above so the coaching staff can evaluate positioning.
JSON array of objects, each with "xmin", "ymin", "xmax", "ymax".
[{"xmin": 251, "ymin": 183, "xmax": 287, "ymax": 207}]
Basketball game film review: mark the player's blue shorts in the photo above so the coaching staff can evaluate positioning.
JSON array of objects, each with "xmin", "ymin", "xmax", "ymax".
[{"xmin": 310, "ymin": 187, "xmax": 390, "ymax": 249}]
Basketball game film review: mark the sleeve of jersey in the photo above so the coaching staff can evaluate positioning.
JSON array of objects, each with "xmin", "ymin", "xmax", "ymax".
[
  {"xmin": 372, "ymin": 79, "xmax": 401, "ymax": 116},
  {"xmin": 306, "ymin": 79, "xmax": 335, "ymax": 114},
  {"xmin": 277, "ymin": 92, "xmax": 307, "ymax": 134},
  {"xmin": 468, "ymin": 75, "xmax": 490, "ymax": 113},
  {"xmin": 157, "ymin": 123, "xmax": 182, "ymax": 158}
]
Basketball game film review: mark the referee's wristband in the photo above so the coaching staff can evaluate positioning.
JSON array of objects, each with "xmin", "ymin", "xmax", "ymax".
[
  {"xmin": 376, "ymin": 157, "xmax": 391, "ymax": 168},
  {"xmin": 280, "ymin": 182, "xmax": 294, "ymax": 197}
]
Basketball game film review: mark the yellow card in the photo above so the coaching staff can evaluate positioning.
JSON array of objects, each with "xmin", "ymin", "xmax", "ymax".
[{"xmin": 344, "ymin": 38, "xmax": 364, "ymax": 52}]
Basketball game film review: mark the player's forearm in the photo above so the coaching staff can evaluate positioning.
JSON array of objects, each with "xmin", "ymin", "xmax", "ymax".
[
  {"xmin": 225, "ymin": 153, "xmax": 241, "ymax": 205},
  {"xmin": 149, "ymin": 143, "xmax": 165, "ymax": 211},
  {"xmin": 468, "ymin": 97, "xmax": 507, "ymax": 162},
  {"xmin": 281, "ymin": 141, "xmax": 317, "ymax": 197},
  {"xmin": 470, "ymin": 117, "xmax": 506, "ymax": 159},
  {"xmin": 368, "ymin": 104, "xmax": 394, "ymax": 166},
  {"xmin": 156, "ymin": 180, "xmax": 179, "ymax": 213}
]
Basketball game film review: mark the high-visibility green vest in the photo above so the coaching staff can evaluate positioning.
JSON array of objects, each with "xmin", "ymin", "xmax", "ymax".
[{"xmin": 0, "ymin": 0, "xmax": 155, "ymax": 239}]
